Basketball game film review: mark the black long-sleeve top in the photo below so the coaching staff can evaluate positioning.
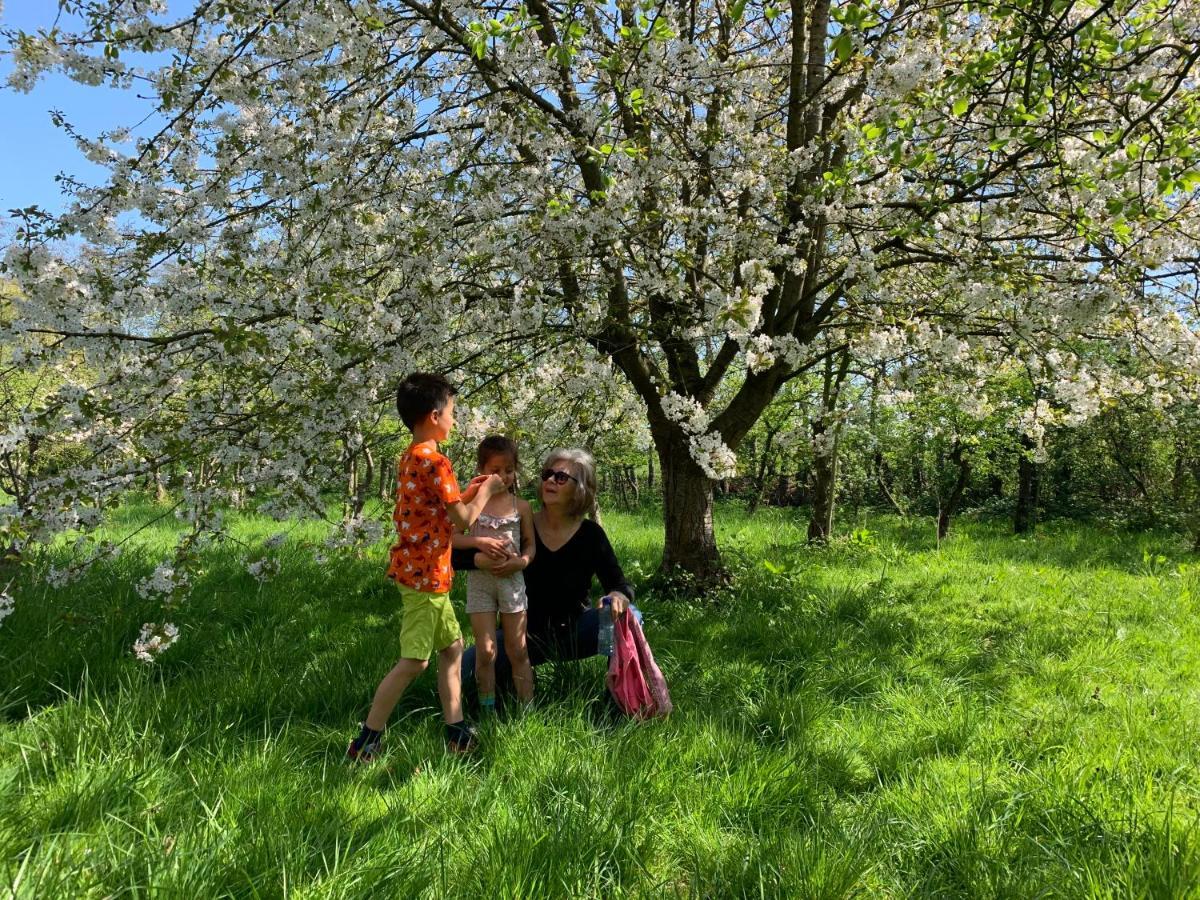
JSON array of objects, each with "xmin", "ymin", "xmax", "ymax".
[{"xmin": 451, "ymin": 518, "xmax": 634, "ymax": 642}]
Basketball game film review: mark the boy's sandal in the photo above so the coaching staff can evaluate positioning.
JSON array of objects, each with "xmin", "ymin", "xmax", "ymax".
[
  {"xmin": 446, "ymin": 723, "xmax": 479, "ymax": 754},
  {"xmin": 346, "ymin": 736, "xmax": 381, "ymax": 764}
]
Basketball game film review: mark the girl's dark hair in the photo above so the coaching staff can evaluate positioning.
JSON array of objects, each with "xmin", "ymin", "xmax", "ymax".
[{"xmin": 477, "ymin": 434, "xmax": 519, "ymax": 473}]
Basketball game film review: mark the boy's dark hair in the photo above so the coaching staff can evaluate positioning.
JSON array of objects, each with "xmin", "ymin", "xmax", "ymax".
[
  {"xmin": 396, "ymin": 372, "xmax": 456, "ymax": 430},
  {"xmin": 477, "ymin": 434, "xmax": 519, "ymax": 472}
]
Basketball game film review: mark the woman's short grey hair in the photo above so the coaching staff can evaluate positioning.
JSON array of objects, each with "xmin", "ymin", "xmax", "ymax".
[{"xmin": 542, "ymin": 447, "xmax": 600, "ymax": 521}]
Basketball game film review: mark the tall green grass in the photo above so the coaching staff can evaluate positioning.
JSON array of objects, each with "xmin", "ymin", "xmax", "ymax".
[{"xmin": 2, "ymin": 504, "xmax": 1199, "ymax": 897}]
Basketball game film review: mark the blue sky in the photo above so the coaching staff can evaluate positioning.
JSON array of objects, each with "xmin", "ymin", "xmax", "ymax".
[{"xmin": 1, "ymin": 0, "xmax": 159, "ymax": 221}]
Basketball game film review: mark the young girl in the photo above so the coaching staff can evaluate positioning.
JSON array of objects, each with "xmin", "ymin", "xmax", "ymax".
[{"xmin": 454, "ymin": 435, "xmax": 535, "ymax": 709}]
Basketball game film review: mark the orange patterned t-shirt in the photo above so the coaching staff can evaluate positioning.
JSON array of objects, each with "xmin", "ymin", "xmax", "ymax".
[{"xmin": 386, "ymin": 443, "xmax": 462, "ymax": 594}]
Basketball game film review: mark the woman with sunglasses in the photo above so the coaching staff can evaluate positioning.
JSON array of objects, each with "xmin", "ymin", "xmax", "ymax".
[{"xmin": 454, "ymin": 447, "xmax": 637, "ymax": 698}]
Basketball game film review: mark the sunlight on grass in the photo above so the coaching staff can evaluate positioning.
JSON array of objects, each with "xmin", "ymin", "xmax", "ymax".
[{"xmin": 2, "ymin": 504, "xmax": 1199, "ymax": 895}]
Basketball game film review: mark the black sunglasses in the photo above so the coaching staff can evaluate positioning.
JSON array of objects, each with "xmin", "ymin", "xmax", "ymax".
[{"xmin": 540, "ymin": 468, "xmax": 579, "ymax": 485}]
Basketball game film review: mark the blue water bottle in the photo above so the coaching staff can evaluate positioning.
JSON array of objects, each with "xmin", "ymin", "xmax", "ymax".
[{"xmin": 598, "ymin": 595, "xmax": 614, "ymax": 656}]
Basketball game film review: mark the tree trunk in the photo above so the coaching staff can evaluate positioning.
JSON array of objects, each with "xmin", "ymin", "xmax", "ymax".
[
  {"xmin": 748, "ymin": 424, "xmax": 781, "ymax": 514},
  {"xmin": 873, "ymin": 450, "xmax": 907, "ymax": 516},
  {"xmin": 656, "ymin": 427, "xmax": 720, "ymax": 576},
  {"xmin": 647, "ymin": 453, "xmax": 655, "ymax": 494},
  {"xmin": 806, "ymin": 348, "xmax": 849, "ymax": 543},
  {"xmin": 937, "ymin": 440, "xmax": 971, "ymax": 540},
  {"xmin": 344, "ymin": 442, "xmax": 356, "ymax": 521},
  {"xmin": 807, "ymin": 428, "xmax": 838, "ymax": 543},
  {"xmin": 1014, "ymin": 435, "xmax": 1040, "ymax": 534},
  {"xmin": 145, "ymin": 458, "xmax": 169, "ymax": 504},
  {"xmin": 354, "ymin": 446, "xmax": 375, "ymax": 518}
]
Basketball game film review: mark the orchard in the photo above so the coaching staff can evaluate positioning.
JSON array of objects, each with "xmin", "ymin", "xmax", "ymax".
[{"xmin": 1, "ymin": 0, "xmax": 1199, "ymax": 894}]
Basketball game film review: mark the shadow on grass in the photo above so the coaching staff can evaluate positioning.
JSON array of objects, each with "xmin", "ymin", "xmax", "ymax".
[{"xmin": 5, "ymin": 506, "xmax": 1200, "ymax": 895}]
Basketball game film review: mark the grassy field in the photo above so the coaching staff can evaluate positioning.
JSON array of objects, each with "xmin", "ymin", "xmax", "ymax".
[{"xmin": 2, "ymin": 502, "xmax": 1200, "ymax": 897}]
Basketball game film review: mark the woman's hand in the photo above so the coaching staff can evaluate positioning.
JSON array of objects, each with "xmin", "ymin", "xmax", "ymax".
[
  {"xmin": 606, "ymin": 591, "xmax": 630, "ymax": 621},
  {"xmin": 473, "ymin": 536, "xmax": 513, "ymax": 560}
]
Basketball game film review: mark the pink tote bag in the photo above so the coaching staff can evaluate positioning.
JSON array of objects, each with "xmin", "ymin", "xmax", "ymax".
[{"xmin": 606, "ymin": 612, "xmax": 673, "ymax": 719}]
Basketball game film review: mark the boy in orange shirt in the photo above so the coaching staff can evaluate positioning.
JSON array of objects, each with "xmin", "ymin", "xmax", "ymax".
[{"xmin": 347, "ymin": 373, "xmax": 506, "ymax": 760}]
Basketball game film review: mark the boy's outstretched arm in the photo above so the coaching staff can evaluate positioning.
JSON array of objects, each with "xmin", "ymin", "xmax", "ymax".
[{"xmin": 446, "ymin": 473, "xmax": 505, "ymax": 531}]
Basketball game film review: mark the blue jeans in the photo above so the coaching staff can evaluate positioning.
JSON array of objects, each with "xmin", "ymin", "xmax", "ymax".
[{"xmin": 461, "ymin": 604, "xmax": 642, "ymax": 694}]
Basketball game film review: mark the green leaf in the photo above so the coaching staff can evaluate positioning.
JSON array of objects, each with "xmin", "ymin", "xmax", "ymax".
[
  {"xmin": 863, "ymin": 123, "xmax": 883, "ymax": 140},
  {"xmin": 832, "ymin": 31, "xmax": 853, "ymax": 63},
  {"xmin": 730, "ymin": 0, "xmax": 748, "ymax": 22},
  {"xmin": 629, "ymin": 87, "xmax": 645, "ymax": 115},
  {"xmin": 952, "ymin": 97, "xmax": 969, "ymax": 117}
]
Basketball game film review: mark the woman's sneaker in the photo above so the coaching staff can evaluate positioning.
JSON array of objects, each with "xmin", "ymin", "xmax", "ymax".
[{"xmin": 445, "ymin": 721, "xmax": 478, "ymax": 754}]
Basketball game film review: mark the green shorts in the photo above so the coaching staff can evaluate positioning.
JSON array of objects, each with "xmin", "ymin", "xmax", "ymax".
[{"xmin": 398, "ymin": 585, "xmax": 461, "ymax": 659}]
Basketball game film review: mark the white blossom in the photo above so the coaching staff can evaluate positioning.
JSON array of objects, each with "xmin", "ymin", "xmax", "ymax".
[
  {"xmin": 660, "ymin": 392, "xmax": 710, "ymax": 435},
  {"xmin": 689, "ymin": 431, "xmax": 738, "ymax": 480},
  {"xmin": 133, "ymin": 622, "xmax": 179, "ymax": 663}
]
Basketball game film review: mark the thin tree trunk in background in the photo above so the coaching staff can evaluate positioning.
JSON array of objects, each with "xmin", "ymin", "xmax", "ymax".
[
  {"xmin": 354, "ymin": 446, "xmax": 374, "ymax": 518},
  {"xmin": 873, "ymin": 450, "xmax": 906, "ymax": 516},
  {"xmin": 807, "ymin": 433, "xmax": 838, "ymax": 542},
  {"xmin": 1172, "ymin": 441, "xmax": 1186, "ymax": 504},
  {"xmin": 1014, "ymin": 435, "xmax": 1040, "ymax": 534},
  {"xmin": 807, "ymin": 349, "xmax": 850, "ymax": 543},
  {"xmin": 647, "ymin": 454, "xmax": 655, "ymax": 494},
  {"xmin": 748, "ymin": 423, "xmax": 781, "ymax": 514},
  {"xmin": 937, "ymin": 439, "xmax": 971, "ymax": 540},
  {"xmin": 342, "ymin": 434, "xmax": 357, "ymax": 521},
  {"xmin": 153, "ymin": 463, "xmax": 169, "ymax": 504}
]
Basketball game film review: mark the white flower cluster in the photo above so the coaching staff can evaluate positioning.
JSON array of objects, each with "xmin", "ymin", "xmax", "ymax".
[
  {"xmin": 854, "ymin": 327, "xmax": 908, "ymax": 364},
  {"xmin": 457, "ymin": 404, "xmax": 496, "ymax": 443},
  {"xmin": 744, "ymin": 333, "xmax": 805, "ymax": 374},
  {"xmin": 0, "ymin": 426, "xmax": 27, "ymax": 453},
  {"xmin": 263, "ymin": 531, "xmax": 288, "ymax": 550},
  {"xmin": 0, "ymin": 588, "xmax": 13, "ymax": 627},
  {"xmin": 689, "ymin": 432, "xmax": 738, "ymax": 480},
  {"xmin": 1017, "ymin": 399, "xmax": 1055, "ymax": 456},
  {"xmin": 658, "ymin": 392, "xmax": 736, "ymax": 477},
  {"xmin": 136, "ymin": 563, "xmax": 189, "ymax": 601},
  {"xmin": 717, "ymin": 259, "xmax": 776, "ymax": 338},
  {"xmin": 1053, "ymin": 371, "xmax": 1105, "ymax": 426},
  {"xmin": 811, "ymin": 428, "xmax": 838, "ymax": 457},
  {"xmin": 842, "ymin": 248, "xmax": 878, "ymax": 288},
  {"xmin": 246, "ymin": 557, "xmax": 281, "ymax": 582},
  {"xmin": 133, "ymin": 622, "xmax": 179, "ymax": 663},
  {"xmin": 958, "ymin": 391, "xmax": 993, "ymax": 421},
  {"xmin": 324, "ymin": 514, "xmax": 385, "ymax": 551},
  {"xmin": 746, "ymin": 334, "xmax": 776, "ymax": 375},
  {"xmin": 660, "ymin": 392, "xmax": 709, "ymax": 435}
]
